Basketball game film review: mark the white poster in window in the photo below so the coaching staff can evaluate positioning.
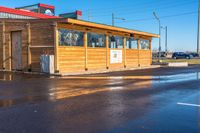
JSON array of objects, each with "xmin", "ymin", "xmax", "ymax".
[{"xmin": 110, "ymin": 50, "xmax": 122, "ymax": 64}]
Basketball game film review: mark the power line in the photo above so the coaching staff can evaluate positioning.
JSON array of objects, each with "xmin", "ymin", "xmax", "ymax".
[
  {"xmin": 98, "ymin": 11, "xmax": 197, "ymax": 25},
  {"xmin": 86, "ymin": 0, "xmax": 197, "ymax": 18},
  {"xmin": 120, "ymin": 0, "xmax": 197, "ymax": 16},
  {"xmin": 82, "ymin": 0, "xmax": 197, "ymax": 17},
  {"xmin": 82, "ymin": 0, "xmax": 157, "ymax": 13},
  {"xmin": 116, "ymin": 11, "xmax": 197, "ymax": 24},
  {"xmin": 84, "ymin": 0, "xmax": 197, "ymax": 14}
]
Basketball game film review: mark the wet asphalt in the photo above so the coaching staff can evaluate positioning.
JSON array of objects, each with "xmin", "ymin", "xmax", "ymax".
[{"xmin": 0, "ymin": 65, "xmax": 200, "ymax": 133}]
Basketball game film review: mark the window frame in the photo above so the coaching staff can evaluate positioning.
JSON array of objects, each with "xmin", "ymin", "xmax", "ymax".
[
  {"xmin": 87, "ymin": 32, "xmax": 106, "ymax": 48},
  {"xmin": 126, "ymin": 37, "xmax": 138, "ymax": 49},
  {"xmin": 140, "ymin": 39, "xmax": 150, "ymax": 50},
  {"xmin": 109, "ymin": 35, "xmax": 124, "ymax": 49},
  {"xmin": 58, "ymin": 28, "xmax": 84, "ymax": 47}
]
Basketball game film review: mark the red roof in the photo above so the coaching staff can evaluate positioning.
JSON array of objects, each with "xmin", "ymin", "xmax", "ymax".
[
  {"xmin": 38, "ymin": 3, "xmax": 55, "ymax": 9},
  {"xmin": 0, "ymin": 6, "xmax": 59, "ymax": 19}
]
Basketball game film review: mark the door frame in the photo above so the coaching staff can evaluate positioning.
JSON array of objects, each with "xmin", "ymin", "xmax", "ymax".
[{"xmin": 11, "ymin": 30, "xmax": 23, "ymax": 71}]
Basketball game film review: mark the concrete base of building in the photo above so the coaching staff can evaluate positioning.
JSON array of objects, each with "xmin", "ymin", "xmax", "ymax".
[
  {"xmin": 0, "ymin": 65, "xmax": 161, "ymax": 76},
  {"xmin": 59, "ymin": 65, "xmax": 161, "ymax": 76},
  {"xmin": 0, "ymin": 69, "xmax": 49, "ymax": 76}
]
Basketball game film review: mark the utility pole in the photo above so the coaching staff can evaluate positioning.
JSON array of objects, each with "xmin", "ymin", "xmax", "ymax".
[
  {"xmin": 112, "ymin": 13, "xmax": 114, "ymax": 26},
  {"xmin": 88, "ymin": 10, "xmax": 92, "ymax": 21},
  {"xmin": 153, "ymin": 12, "xmax": 161, "ymax": 61},
  {"xmin": 197, "ymin": 0, "xmax": 200, "ymax": 54},
  {"xmin": 165, "ymin": 26, "xmax": 168, "ymax": 53},
  {"xmin": 112, "ymin": 13, "xmax": 126, "ymax": 26}
]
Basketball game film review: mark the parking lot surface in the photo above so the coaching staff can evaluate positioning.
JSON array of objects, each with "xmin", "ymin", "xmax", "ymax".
[{"xmin": 0, "ymin": 65, "xmax": 200, "ymax": 133}]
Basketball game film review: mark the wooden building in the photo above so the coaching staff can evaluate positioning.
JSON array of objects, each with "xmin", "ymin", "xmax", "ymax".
[{"xmin": 0, "ymin": 18, "xmax": 159, "ymax": 75}]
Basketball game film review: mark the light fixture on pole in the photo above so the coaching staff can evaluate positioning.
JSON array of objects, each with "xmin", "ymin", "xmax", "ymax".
[
  {"xmin": 112, "ymin": 13, "xmax": 126, "ymax": 26},
  {"xmin": 153, "ymin": 12, "xmax": 161, "ymax": 61}
]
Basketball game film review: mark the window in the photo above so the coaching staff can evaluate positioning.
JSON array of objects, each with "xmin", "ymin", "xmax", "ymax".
[
  {"xmin": 140, "ymin": 39, "xmax": 150, "ymax": 50},
  {"xmin": 59, "ymin": 29, "xmax": 84, "ymax": 46},
  {"xmin": 126, "ymin": 38, "xmax": 138, "ymax": 49},
  {"xmin": 88, "ymin": 33, "xmax": 106, "ymax": 48},
  {"xmin": 109, "ymin": 36, "xmax": 123, "ymax": 48}
]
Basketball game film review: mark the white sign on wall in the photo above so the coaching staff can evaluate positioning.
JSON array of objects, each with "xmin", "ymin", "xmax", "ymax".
[{"xmin": 110, "ymin": 50, "xmax": 122, "ymax": 64}]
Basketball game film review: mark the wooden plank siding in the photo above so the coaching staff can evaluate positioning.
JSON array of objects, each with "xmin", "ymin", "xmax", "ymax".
[
  {"xmin": 57, "ymin": 47, "xmax": 152, "ymax": 74},
  {"xmin": 0, "ymin": 19, "xmax": 157, "ymax": 74},
  {"xmin": 139, "ymin": 50, "xmax": 152, "ymax": 66},
  {"xmin": 0, "ymin": 20, "xmax": 55, "ymax": 72},
  {"xmin": 126, "ymin": 49, "xmax": 139, "ymax": 68},
  {"xmin": 87, "ymin": 48, "xmax": 107, "ymax": 70},
  {"xmin": 30, "ymin": 22, "xmax": 54, "ymax": 47},
  {"xmin": 57, "ymin": 22, "xmax": 153, "ymax": 74},
  {"xmin": 30, "ymin": 47, "xmax": 54, "ymax": 72},
  {"xmin": 0, "ymin": 23, "xmax": 3, "ymax": 69},
  {"xmin": 58, "ymin": 47, "xmax": 85, "ymax": 73},
  {"xmin": 29, "ymin": 21, "xmax": 55, "ymax": 72},
  {"xmin": 3, "ymin": 22, "xmax": 28, "ymax": 70}
]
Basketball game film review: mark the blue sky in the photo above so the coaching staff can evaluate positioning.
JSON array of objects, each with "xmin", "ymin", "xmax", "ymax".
[{"xmin": 1, "ymin": 0, "xmax": 199, "ymax": 52}]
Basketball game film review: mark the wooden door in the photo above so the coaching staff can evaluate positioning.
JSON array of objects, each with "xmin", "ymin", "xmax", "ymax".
[{"xmin": 11, "ymin": 31, "xmax": 22, "ymax": 70}]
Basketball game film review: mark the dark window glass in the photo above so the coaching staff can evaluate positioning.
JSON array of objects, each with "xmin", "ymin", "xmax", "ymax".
[
  {"xmin": 140, "ymin": 39, "xmax": 150, "ymax": 50},
  {"xmin": 126, "ymin": 38, "xmax": 138, "ymax": 49},
  {"xmin": 109, "ymin": 36, "xmax": 123, "ymax": 48},
  {"xmin": 59, "ymin": 29, "xmax": 84, "ymax": 46},
  {"xmin": 88, "ymin": 33, "xmax": 106, "ymax": 48}
]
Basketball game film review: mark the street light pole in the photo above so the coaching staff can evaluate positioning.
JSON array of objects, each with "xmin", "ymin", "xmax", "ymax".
[
  {"xmin": 161, "ymin": 26, "xmax": 168, "ymax": 53},
  {"xmin": 164, "ymin": 26, "xmax": 168, "ymax": 53},
  {"xmin": 112, "ymin": 13, "xmax": 126, "ymax": 26},
  {"xmin": 197, "ymin": 0, "xmax": 200, "ymax": 54},
  {"xmin": 153, "ymin": 12, "xmax": 161, "ymax": 61}
]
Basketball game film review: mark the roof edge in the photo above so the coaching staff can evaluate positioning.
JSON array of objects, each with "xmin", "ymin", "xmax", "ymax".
[{"xmin": 65, "ymin": 18, "xmax": 159, "ymax": 38}]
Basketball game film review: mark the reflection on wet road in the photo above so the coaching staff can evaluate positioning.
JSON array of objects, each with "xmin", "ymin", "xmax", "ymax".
[
  {"xmin": 0, "ymin": 65, "xmax": 200, "ymax": 133},
  {"xmin": 0, "ymin": 75, "xmax": 153, "ymax": 107}
]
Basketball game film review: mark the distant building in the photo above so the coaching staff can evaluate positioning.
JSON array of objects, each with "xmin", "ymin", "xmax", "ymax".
[
  {"xmin": 15, "ymin": 3, "xmax": 55, "ymax": 16},
  {"xmin": 0, "ymin": 3, "xmax": 82, "ymax": 20},
  {"xmin": 59, "ymin": 10, "xmax": 82, "ymax": 19},
  {"xmin": 0, "ymin": 4, "xmax": 58, "ymax": 19}
]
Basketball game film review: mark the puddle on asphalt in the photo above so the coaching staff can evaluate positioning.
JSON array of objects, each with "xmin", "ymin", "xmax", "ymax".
[
  {"xmin": 0, "ymin": 73, "xmax": 13, "ymax": 81},
  {"xmin": 0, "ymin": 72, "xmax": 49, "ymax": 81},
  {"xmin": 153, "ymin": 72, "xmax": 200, "ymax": 84},
  {"xmin": 0, "ymin": 71, "xmax": 200, "ymax": 108}
]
